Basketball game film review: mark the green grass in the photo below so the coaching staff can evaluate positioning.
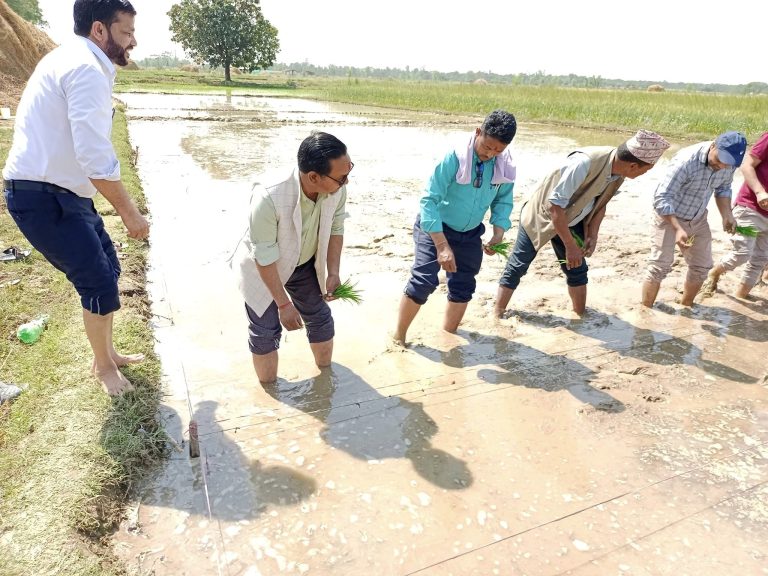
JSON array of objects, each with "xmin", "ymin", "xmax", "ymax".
[
  {"xmin": 0, "ymin": 107, "xmax": 165, "ymax": 575},
  {"xmin": 115, "ymin": 68, "xmax": 299, "ymax": 95},
  {"xmin": 114, "ymin": 70, "xmax": 766, "ymax": 142},
  {"xmin": 295, "ymin": 78, "xmax": 765, "ymax": 142}
]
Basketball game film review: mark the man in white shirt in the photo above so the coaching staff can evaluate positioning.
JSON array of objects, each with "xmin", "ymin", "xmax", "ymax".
[{"xmin": 2, "ymin": 0, "xmax": 148, "ymax": 396}]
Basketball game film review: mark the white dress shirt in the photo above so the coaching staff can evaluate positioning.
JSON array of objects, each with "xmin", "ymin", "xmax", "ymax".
[{"xmin": 3, "ymin": 36, "xmax": 120, "ymax": 198}]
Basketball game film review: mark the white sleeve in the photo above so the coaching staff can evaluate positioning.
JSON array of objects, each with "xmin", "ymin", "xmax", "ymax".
[{"xmin": 62, "ymin": 64, "xmax": 121, "ymax": 181}]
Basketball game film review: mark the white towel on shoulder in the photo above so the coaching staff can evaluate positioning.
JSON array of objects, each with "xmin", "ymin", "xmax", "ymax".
[{"xmin": 454, "ymin": 134, "xmax": 516, "ymax": 185}]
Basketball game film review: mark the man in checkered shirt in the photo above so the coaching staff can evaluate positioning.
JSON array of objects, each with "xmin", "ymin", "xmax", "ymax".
[{"xmin": 641, "ymin": 131, "xmax": 747, "ymax": 308}]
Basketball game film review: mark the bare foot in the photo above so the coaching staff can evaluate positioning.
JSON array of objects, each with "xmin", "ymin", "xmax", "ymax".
[
  {"xmin": 93, "ymin": 365, "xmax": 135, "ymax": 396},
  {"xmin": 112, "ymin": 352, "xmax": 145, "ymax": 367},
  {"xmin": 699, "ymin": 276, "xmax": 718, "ymax": 299},
  {"xmin": 389, "ymin": 336, "xmax": 408, "ymax": 350}
]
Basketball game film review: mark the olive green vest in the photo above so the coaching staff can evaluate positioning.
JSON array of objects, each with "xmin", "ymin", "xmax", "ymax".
[{"xmin": 520, "ymin": 147, "xmax": 623, "ymax": 250}]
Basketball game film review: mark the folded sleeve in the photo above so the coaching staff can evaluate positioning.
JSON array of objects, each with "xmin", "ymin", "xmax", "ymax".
[
  {"xmin": 63, "ymin": 64, "xmax": 121, "ymax": 181},
  {"xmin": 331, "ymin": 187, "xmax": 347, "ymax": 235},
  {"xmin": 248, "ymin": 193, "xmax": 280, "ymax": 266},
  {"xmin": 489, "ymin": 182, "xmax": 514, "ymax": 230},
  {"xmin": 548, "ymin": 153, "xmax": 591, "ymax": 208}
]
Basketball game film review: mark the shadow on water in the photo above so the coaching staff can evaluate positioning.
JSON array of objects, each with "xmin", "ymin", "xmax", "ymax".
[
  {"xmin": 147, "ymin": 400, "xmax": 317, "ymax": 522},
  {"xmin": 682, "ymin": 303, "xmax": 768, "ymax": 343},
  {"xmin": 262, "ymin": 363, "xmax": 474, "ymax": 490},
  {"xmin": 542, "ymin": 309, "xmax": 760, "ymax": 384},
  {"xmin": 411, "ymin": 331, "xmax": 625, "ymax": 413}
]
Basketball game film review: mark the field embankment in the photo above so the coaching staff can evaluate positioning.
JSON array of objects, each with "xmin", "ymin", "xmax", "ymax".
[{"xmin": 0, "ymin": 107, "xmax": 165, "ymax": 576}]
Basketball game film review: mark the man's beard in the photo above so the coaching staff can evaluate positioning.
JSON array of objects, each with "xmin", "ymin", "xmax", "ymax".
[{"xmin": 105, "ymin": 30, "xmax": 129, "ymax": 66}]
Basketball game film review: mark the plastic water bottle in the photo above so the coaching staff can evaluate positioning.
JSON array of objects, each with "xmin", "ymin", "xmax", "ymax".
[{"xmin": 17, "ymin": 315, "xmax": 49, "ymax": 344}]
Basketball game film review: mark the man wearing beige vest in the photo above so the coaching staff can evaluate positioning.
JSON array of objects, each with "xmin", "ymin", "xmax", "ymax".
[
  {"xmin": 494, "ymin": 130, "xmax": 670, "ymax": 318},
  {"xmin": 233, "ymin": 132, "xmax": 352, "ymax": 384}
]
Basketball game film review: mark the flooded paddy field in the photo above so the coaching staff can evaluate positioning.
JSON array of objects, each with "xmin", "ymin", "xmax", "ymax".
[{"xmin": 113, "ymin": 93, "xmax": 768, "ymax": 575}]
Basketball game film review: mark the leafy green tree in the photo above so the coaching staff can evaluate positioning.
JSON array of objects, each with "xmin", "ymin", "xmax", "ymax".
[
  {"xmin": 7, "ymin": 0, "xmax": 45, "ymax": 25},
  {"xmin": 168, "ymin": 0, "xmax": 279, "ymax": 82}
]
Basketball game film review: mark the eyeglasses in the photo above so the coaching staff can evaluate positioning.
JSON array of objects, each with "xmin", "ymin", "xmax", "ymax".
[
  {"xmin": 472, "ymin": 161, "xmax": 484, "ymax": 188},
  {"xmin": 324, "ymin": 162, "xmax": 355, "ymax": 187}
]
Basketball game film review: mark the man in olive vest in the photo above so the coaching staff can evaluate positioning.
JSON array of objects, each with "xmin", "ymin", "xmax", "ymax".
[{"xmin": 494, "ymin": 130, "xmax": 670, "ymax": 318}]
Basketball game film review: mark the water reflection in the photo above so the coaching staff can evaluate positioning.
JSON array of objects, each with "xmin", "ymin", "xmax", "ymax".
[{"xmin": 262, "ymin": 363, "xmax": 474, "ymax": 490}]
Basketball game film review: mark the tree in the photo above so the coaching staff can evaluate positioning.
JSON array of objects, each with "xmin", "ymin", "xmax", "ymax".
[
  {"xmin": 168, "ymin": 0, "xmax": 279, "ymax": 82},
  {"xmin": 7, "ymin": 0, "xmax": 45, "ymax": 25}
]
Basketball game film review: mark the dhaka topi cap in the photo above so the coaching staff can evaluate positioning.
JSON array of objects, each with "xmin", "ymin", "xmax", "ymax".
[{"xmin": 625, "ymin": 130, "xmax": 670, "ymax": 164}]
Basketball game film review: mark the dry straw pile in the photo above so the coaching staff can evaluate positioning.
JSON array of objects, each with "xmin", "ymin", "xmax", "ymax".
[{"xmin": 0, "ymin": 0, "xmax": 56, "ymax": 107}]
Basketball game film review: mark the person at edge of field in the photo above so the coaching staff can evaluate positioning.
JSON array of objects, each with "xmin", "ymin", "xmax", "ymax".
[
  {"xmin": 641, "ymin": 131, "xmax": 747, "ymax": 308},
  {"xmin": 702, "ymin": 132, "xmax": 768, "ymax": 299},
  {"xmin": 2, "ymin": 0, "xmax": 147, "ymax": 396},
  {"xmin": 232, "ymin": 132, "xmax": 352, "ymax": 385},
  {"xmin": 393, "ymin": 110, "xmax": 518, "ymax": 345},
  {"xmin": 494, "ymin": 130, "xmax": 670, "ymax": 318}
]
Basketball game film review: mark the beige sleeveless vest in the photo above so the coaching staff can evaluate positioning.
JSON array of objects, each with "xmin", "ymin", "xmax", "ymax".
[{"xmin": 520, "ymin": 147, "xmax": 623, "ymax": 250}]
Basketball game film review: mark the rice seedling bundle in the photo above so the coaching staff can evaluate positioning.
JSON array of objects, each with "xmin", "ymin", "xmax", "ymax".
[
  {"xmin": 735, "ymin": 225, "xmax": 759, "ymax": 237},
  {"xmin": 489, "ymin": 242, "xmax": 511, "ymax": 258},
  {"xmin": 332, "ymin": 279, "xmax": 363, "ymax": 304}
]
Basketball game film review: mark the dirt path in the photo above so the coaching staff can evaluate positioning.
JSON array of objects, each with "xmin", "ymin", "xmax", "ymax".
[{"xmin": 112, "ymin": 94, "xmax": 768, "ymax": 575}]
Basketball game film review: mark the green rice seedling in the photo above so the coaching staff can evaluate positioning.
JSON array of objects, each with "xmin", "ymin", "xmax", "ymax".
[
  {"xmin": 735, "ymin": 225, "xmax": 759, "ymax": 237},
  {"xmin": 683, "ymin": 234, "xmax": 695, "ymax": 247},
  {"xmin": 489, "ymin": 241, "xmax": 511, "ymax": 258},
  {"xmin": 571, "ymin": 231, "xmax": 585, "ymax": 248},
  {"xmin": 332, "ymin": 278, "xmax": 363, "ymax": 304}
]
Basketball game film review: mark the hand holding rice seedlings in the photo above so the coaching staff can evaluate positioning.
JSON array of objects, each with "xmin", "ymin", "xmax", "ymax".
[
  {"xmin": 489, "ymin": 241, "xmax": 511, "ymax": 258},
  {"xmin": 571, "ymin": 231, "xmax": 585, "ymax": 249},
  {"xmin": 332, "ymin": 278, "xmax": 363, "ymax": 304},
  {"xmin": 735, "ymin": 225, "xmax": 759, "ymax": 237},
  {"xmin": 683, "ymin": 234, "xmax": 695, "ymax": 247}
]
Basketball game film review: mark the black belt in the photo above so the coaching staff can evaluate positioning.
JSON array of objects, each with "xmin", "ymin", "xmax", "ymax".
[{"xmin": 4, "ymin": 179, "xmax": 69, "ymax": 193}]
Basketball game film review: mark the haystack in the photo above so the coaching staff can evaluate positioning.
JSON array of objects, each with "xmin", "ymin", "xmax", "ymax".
[
  {"xmin": 0, "ymin": 0, "xmax": 56, "ymax": 107},
  {"xmin": 121, "ymin": 59, "xmax": 139, "ymax": 71}
]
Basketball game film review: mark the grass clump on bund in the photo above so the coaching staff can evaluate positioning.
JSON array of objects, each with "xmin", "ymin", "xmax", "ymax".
[{"xmin": 0, "ymin": 107, "xmax": 165, "ymax": 575}]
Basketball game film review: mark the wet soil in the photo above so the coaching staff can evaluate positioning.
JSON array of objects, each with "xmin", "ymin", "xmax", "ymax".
[{"xmin": 112, "ymin": 93, "xmax": 768, "ymax": 576}]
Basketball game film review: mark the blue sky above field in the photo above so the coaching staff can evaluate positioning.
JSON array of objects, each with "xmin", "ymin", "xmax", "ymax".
[{"xmin": 37, "ymin": 0, "xmax": 765, "ymax": 85}]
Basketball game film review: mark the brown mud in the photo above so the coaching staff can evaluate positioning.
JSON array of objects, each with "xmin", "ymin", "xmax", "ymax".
[{"xmin": 113, "ymin": 93, "xmax": 768, "ymax": 576}]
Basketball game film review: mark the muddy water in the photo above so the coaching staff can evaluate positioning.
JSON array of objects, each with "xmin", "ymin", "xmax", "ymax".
[{"xmin": 113, "ymin": 93, "xmax": 768, "ymax": 575}]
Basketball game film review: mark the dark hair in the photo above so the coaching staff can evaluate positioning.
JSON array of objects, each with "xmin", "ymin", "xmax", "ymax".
[
  {"xmin": 480, "ymin": 109, "xmax": 517, "ymax": 144},
  {"xmin": 297, "ymin": 132, "xmax": 348, "ymax": 175},
  {"xmin": 616, "ymin": 142, "xmax": 651, "ymax": 167},
  {"xmin": 73, "ymin": 0, "xmax": 136, "ymax": 37}
]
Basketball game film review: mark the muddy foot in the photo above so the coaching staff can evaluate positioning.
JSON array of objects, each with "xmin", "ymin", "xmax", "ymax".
[{"xmin": 699, "ymin": 277, "xmax": 718, "ymax": 299}]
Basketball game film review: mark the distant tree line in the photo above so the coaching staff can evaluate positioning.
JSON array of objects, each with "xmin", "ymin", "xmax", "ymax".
[
  {"xmin": 136, "ymin": 52, "xmax": 191, "ymax": 69},
  {"xmin": 269, "ymin": 62, "xmax": 768, "ymax": 95},
  {"xmin": 6, "ymin": 0, "xmax": 45, "ymax": 25}
]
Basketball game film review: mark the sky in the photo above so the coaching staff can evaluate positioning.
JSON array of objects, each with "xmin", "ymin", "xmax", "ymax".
[{"xmin": 36, "ymin": 0, "xmax": 766, "ymax": 86}]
